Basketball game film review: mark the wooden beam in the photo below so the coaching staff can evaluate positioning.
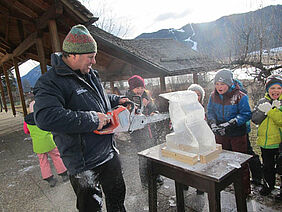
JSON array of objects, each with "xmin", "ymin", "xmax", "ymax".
[
  {"xmin": 60, "ymin": 0, "xmax": 90, "ymax": 22},
  {"xmin": 36, "ymin": 37, "xmax": 47, "ymax": 74},
  {"xmin": 48, "ymin": 20, "xmax": 61, "ymax": 52},
  {"xmin": 160, "ymin": 76, "xmax": 166, "ymax": 92},
  {"xmin": 13, "ymin": 0, "xmax": 38, "ymax": 18},
  {"xmin": 2, "ymin": 65, "xmax": 16, "ymax": 116},
  {"xmin": 30, "ymin": 0, "xmax": 49, "ymax": 10},
  {"xmin": 17, "ymin": 19, "xmax": 25, "ymax": 42},
  {"xmin": 193, "ymin": 73, "xmax": 198, "ymax": 84},
  {"xmin": 0, "ymin": 32, "xmax": 37, "ymax": 66},
  {"xmin": 13, "ymin": 32, "xmax": 37, "ymax": 56},
  {"xmin": 13, "ymin": 57, "xmax": 27, "ymax": 116},
  {"xmin": 36, "ymin": 3, "xmax": 63, "ymax": 30},
  {"xmin": 0, "ymin": 4, "xmax": 9, "ymax": 15},
  {"xmin": 4, "ymin": 16, "xmax": 9, "ymax": 41},
  {"xmin": 0, "ymin": 76, "xmax": 8, "ymax": 112}
]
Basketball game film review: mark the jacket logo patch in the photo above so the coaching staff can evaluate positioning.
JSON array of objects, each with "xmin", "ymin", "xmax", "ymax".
[{"xmin": 76, "ymin": 88, "xmax": 88, "ymax": 95}]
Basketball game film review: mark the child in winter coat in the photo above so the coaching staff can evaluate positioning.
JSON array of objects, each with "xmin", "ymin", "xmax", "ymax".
[
  {"xmin": 126, "ymin": 75, "xmax": 164, "ymax": 189},
  {"xmin": 207, "ymin": 69, "xmax": 252, "ymax": 196},
  {"xmin": 252, "ymin": 74, "xmax": 282, "ymax": 197},
  {"xmin": 23, "ymin": 101, "xmax": 68, "ymax": 187}
]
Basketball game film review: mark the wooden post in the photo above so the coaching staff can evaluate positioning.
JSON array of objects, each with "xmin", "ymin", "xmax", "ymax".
[
  {"xmin": 160, "ymin": 76, "xmax": 166, "ymax": 92},
  {"xmin": 0, "ymin": 78, "xmax": 8, "ymax": 112},
  {"xmin": 110, "ymin": 81, "xmax": 115, "ymax": 93},
  {"xmin": 36, "ymin": 37, "xmax": 47, "ymax": 74},
  {"xmin": 193, "ymin": 73, "xmax": 199, "ymax": 84},
  {"xmin": 48, "ymin": 20, "xmax": 61, "ymax": 52},
  {"xmin": 2, "ymin": 64, "xmax": 16, "ymax": 116},
  {"xmin": 13, "ymin": 58, "xmax": 27, "ymax": 117}
]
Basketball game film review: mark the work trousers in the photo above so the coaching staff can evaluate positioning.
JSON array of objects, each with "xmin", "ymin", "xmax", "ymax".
[
  {"xmin": 260, "ymin": 147, "xmax": 279, "ymax": 189},
  {"xmin": 215, "ymin": 134, "xmax": 251, "ymax": 195},
  {"xmin": 69, "ymin": 154, "xmax": 126, "ymax": 212},
  {"xmin": 37, "ymin": 147, "xmax": 67, "ymax": 179}
]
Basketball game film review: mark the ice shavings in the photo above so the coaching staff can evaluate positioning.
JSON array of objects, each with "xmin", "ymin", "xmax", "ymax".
[{"xmin": 18, "ymin": 165, "xmax": 36, "ymax": 173}]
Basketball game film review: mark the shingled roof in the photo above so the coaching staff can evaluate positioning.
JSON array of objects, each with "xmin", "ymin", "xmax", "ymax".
[{"xmin": 88, "ymin": 26, "xmax": 220, "ymax": 77}]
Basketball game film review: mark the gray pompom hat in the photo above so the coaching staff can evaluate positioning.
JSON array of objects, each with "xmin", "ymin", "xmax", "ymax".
[
  {"xmin": 214, "ymin": 69, "xmax": 234, "ymax": 87},
  {"xmin": 187, "ymin": 84, "xmax": 205, "ymax": 104}
]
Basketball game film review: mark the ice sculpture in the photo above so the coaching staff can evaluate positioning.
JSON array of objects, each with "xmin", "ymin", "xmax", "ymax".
[{"xmin": 160, "ymin": 90, "xmax": 216, "ymax": 155}]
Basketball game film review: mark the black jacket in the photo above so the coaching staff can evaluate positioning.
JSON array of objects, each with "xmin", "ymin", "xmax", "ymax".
[{"xmin": 33, "ymin": 53, "xmax": 121, "ymax": 175}]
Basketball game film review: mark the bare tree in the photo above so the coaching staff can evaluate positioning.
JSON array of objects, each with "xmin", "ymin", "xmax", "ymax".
[
  {"xmin": 81, "ymin": 0, "xmax": 131, "ymax": 38},
  {"xmin": 224, "ymin": 6, "xmax": 282, "ymax": 83}
]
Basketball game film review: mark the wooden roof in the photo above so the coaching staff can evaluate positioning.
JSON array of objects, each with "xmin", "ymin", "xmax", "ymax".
[
  {"xmin": 0, "ymin": 0, "xmax": 97, "ymax": 71},
  {"xmin": 0, "ymin": 0, "xmax": 170, "ymax": 82}
]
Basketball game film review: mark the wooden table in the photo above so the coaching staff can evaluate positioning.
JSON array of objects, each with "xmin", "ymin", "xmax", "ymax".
[{"xmin": 138, "ymin": 144, "xmax": 252, "ymax": 212}]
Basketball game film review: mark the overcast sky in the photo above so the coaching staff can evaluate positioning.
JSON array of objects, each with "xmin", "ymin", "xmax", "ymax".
[{"xmin": 87, "ymin": 0, "xmax": 281, "ymax": 39}]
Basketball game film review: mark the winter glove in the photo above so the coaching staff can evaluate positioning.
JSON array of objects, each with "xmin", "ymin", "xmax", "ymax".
[
  {"xmin": 218, "ymin": 118, "xmax": 237, "ymax": 129},
  {"xmin": 258, "ymin": 102, "xmax": 272, "ymax": 115},
  {"xmin": 216, "ymin": 118, "xmax": 237, "ymax": 136},
  {"xmin": 210, "ymin": 122, "xmax": 226, "ymax": 136},
  {"xmin": 272, "ymin": 100, "xmax": 281, "ymax": 108}
]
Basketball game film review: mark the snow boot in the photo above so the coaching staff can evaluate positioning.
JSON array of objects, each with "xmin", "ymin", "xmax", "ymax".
[
  {"xmin": 45, "ymin": 176, "xmax": 57, "ymax": 187},
  {"xmin": 59, "ymin": 171, "xmax": 69, "ymax": 182}
]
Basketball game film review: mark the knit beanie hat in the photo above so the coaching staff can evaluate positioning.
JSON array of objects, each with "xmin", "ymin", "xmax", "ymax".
[
  {"xmin": 128, "ymin": 75, "xmax": 145, "ymax": 90},
  {"xmin": 265, "ymin": 74, "xmax": 282, "ymax": 92},
  {"xmin": 62, "ymin": 24, "xmax": 97, "ymax": 54},
  {"xmin": 188, "ymin": 84, "xmax": 205, "ymax": 104},
  {"xmin": 214, "ymin": 69, "xmax": 234, "ymax": 87}
]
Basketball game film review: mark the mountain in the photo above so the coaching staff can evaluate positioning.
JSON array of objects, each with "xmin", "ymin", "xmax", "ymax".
[
  {"xmin": 21, "ymin": 65, "xmax": 50, "ymax": 92},
  {"xmin": 136, "ymin": 5, "xmax": 282, "ymax": 56}
]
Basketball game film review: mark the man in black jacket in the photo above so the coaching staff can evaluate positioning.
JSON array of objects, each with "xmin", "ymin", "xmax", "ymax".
[{"xmin": 33, "ymin": 24, "xmax": 128, "ymax": 212}]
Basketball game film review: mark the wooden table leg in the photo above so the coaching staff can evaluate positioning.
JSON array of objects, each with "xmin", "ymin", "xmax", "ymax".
[
  {"xmin": 207, "ymin": 182, "xmax": 221, "ymax": 212},
  {"xmin": 175, "ymin": 181, "xmax": 185, "ymax": 212},
  {"xmin": 234, "ymin": 168, "xmax": 247, "ymax": 212},
  {"xmin": 148, "ymin": 160, "xmax": 157, "ymax": 212}
]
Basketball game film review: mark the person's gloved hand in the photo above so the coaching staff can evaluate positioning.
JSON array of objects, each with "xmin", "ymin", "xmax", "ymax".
[
  {"xmin": 218, "ymin": 118, "xmax": 237, "ymax": 129},
  {"xmin": 210, "ymin": 122, "xmax": 225, "ymax": 136},
  {"xmin": 210, "ymin": 123, "xmax": 219, "ymax": 133},
  {"xmin": 272, "ymin": 100, "xmax": 281, "ymax": 108},
  {"xmin": 258, "ymin": 102, "xmax": 272, "ymax": 115}
]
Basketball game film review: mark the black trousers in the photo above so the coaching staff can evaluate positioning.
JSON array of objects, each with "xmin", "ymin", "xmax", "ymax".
[
  {"xmin": 247, "ymin": 134, "xmax": 262, "ymax": 181},
  {"xmin": 260, "ymin": 147, "xmax": 279, "ymax": 189},
  {"xmin": 70, "ymin": 154, "xmax": 126, "ymax": 212}
]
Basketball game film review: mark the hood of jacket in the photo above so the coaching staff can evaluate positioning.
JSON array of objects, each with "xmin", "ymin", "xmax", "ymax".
[{"xmin": 24, "ymin": 112, "xmax": 35, "ymax": 125}]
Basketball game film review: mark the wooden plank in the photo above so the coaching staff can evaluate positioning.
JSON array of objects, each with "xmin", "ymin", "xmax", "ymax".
[
  {"xmin": 14, "ymin": 0, "xmax": 38, "ymax": 18},
  {"xmin": 200, "ymin": 150, "xmax": 219, "ymax": 164},
  {"xmin": 199, "ymin": 145, "xmax": 222, "ymax": 164},
  {"xmin": 161, "ymin": 146, "xmax": 198, "ymax": 165}
]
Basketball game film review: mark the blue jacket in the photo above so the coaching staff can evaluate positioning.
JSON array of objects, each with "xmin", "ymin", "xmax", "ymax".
[
  {"xmin": 33, "ymin": 53, "xmax": 121, "ymax": 175},
  {"xmin": 207, "ymin": 84, "xmax": 251, "ymax": 137}
]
